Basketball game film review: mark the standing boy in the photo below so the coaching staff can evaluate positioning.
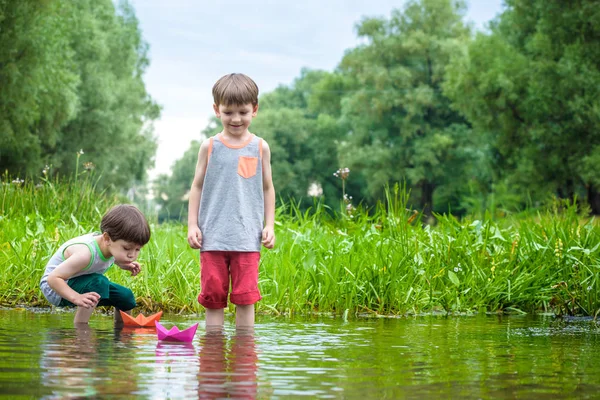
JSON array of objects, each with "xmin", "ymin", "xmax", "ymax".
[
  {"xmin": 187, "ymin": 73, "xmax": 276, "ymax": 328},
  {"xmin": 40, "ymin": 204, "xmax": 151, "ymax": 325}
]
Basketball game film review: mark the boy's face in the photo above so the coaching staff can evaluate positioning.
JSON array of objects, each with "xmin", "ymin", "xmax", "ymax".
[
  {"xmin": 213, "ymin": 103, "xmax": 258, "ymax": 138},
  {"xmin": 107, "ymin": 237, "xmax": 142, "ymax": 267}
]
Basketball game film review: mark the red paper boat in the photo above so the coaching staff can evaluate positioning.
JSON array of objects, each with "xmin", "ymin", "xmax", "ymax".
[
  {"xmin": 119, "ymin": 310, "xmax": 163, "ymax": 327},
  {"xmin": 155, "ymin": 321, "xmax": 199, "ymax": 342}
]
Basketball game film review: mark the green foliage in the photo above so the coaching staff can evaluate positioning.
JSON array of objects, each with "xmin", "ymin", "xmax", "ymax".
[
  {"xmin": 252, "ymin": 69, "xmax": 348, "ymax": 209},
  {"xmin": 445, "ymin": 0, "xmax": 600, "ymax": 212},
  {"xmin": 335, "ymin": 0, "xmax": 475, "ymax": 215},
  {"xmin": 0, "ymin": 0, "xmax": 159, "ymax": 191},
  {"xmin": 2, "ymin": 179, "xmax": 600, "ymax": 318},
  {"xmin": 156, "ymin": 0, "xmax": 600, "ymax": 218},
  {"xmin": 0, "ymin": 0, "xmax": 79, "ymax": 177}
]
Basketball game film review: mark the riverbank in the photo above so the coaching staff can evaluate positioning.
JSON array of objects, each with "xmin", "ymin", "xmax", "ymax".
[{"xmin": 2, "ymin": 180, "xmax": 599, "ymax": 316}]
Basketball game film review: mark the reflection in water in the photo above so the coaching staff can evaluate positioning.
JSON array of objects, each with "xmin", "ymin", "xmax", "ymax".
[
  {"xmin": 198, "ymin": 328, "xmax": 258, "ymax": 399},
  {"xmin": 40, "ymin": 324, "xmax": 139, "ymax": 398},
  {"xmin": 4, "ymin": 309, "xmax": 600, "ymax": 399},
  {"xmin": 155, "ymin": 341, "xmax": 196, "ymax": 358},
  {"xmin": 41, "ymin": 325, "xmax": 99, "ymax": 398}
]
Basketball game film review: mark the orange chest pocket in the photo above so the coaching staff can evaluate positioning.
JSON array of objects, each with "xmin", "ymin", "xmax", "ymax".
[{"xmin": 237, "ymin": 156, "xmax": 258, "ymax": 178}]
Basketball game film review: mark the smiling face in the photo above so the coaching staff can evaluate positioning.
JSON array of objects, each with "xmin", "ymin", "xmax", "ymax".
[{"xmin": 213, "ymin": 102, "xmax": 258, "ymax": 140}]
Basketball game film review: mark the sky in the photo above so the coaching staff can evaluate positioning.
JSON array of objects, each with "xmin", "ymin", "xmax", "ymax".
[{"xmin": 130, "ymin": 0, "xmax": 505, "ymax": 180}]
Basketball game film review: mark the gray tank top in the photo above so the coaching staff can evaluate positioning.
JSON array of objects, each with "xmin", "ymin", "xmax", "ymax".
[
  {"xmin": 39, "ymin": 233, "xmax": 114, "ymax": 306},
  {"xmin": 198, "ymin": 133, "xmax": 264, "ymax": 252}
]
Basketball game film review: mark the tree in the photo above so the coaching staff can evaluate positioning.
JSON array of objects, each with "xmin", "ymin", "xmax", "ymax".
[
  {"xmin": 0, "ymin": 0, "xmax": 79, "ymax": 177},
  {"xmin": 445, "ymin": 0, "xmax": 600, "ymax": 213},
  {"xmin": 0, "ymin": 0, "xmax": 159, "ymax": 191},
  {"xmin": 52, "ymin": 0, "xmax": 159, "ymax": 189},
  {"xmin": 335, "ymin": 0, "xmax": 475, "ymax": 215}
]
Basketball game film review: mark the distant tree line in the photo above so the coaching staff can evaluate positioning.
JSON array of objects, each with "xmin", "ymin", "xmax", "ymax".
[
  {"xmin": 155, "ymin": 0, "xmax": 600, "ymax": 221},
  {"xmin": 0, "ymin": 0, "xmax": 159, "ymax": 192},
  {"xmin": 2, "ymin": 1, "xmax": 598, "ymax": 221}
]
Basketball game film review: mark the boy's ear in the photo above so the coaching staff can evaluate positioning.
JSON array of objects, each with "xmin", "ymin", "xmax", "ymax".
[
  {"xmin": 252, "ymin": 103, "xmax": 259, "ymax": 116},
  {"xmin": 213, "ymin": 104, "xmax": 220, "ymax": 117},
  {"xmin": 102, "ymin": 232, "xmax": 111, "ymax": 243}
]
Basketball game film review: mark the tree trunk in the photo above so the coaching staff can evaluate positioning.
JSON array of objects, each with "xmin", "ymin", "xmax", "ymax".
[
  {"xmin": 587, "ymin": 184, "xmax": 600, "ymax": 215},
  {"xmin": 557, "ymin": 178, "xmax": 575, "ymax": 201},
  {"xmin": 420, "ymin": 181, "xmax": 435, "ymax": 217}
]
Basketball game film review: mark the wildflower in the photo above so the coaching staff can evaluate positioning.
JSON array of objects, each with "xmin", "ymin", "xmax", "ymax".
[
  {"xmin": 555, "ymin": 238, "xmax": 563, "ymax": 258},
  {"xmin": 346, "ymin": 203, "xmax": 355, "ymax": 214},
  {"xmin": 454, "ymin": 267, "xmax": 459, "ymax": 273},
  {"xmin": 343, "ymin": 193, "xmax": 353, "ymax": 204},
  {"xmin": 83, "ymin": 162, "xmax": 95, "ymax": 171},
  {"xmin": 11, "ymin": 178, "xmax": 24, "ymax": 185},
  {"xmin": 42, "ymin": 165, "xmax": 50, "ymax": 175},
  {"xmin": 307, "ymin": 182, "xmax": 323, "ymax": 197},
  {"xmin": 78, "ymin": 149, "xmax": 84, "ymax": 155},
  {"xmin": 333, "ymin": 168, "xmax": 350, "ymax": 180},
  {"xmin": 31, "ymin": 239, "xmax": 39, "ymax": 258},
  {"xmin": 587, "ymin": 286, "xmax": 593, "ymax": 292}
]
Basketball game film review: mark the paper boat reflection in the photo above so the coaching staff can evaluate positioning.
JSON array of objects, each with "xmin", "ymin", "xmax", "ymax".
[
  {"xmin": 120, "ymin": 326, "xmax": 156, "ymax": 335},
  {"xmin": 119, "ymin": 310, "xmax": 163, "ymax": 327},
  {"xmin": 155, "ymin": 341, "xmax": 196, "ymax": 359},
  {"xmin": 155, "ymin": 321, "xmax": 199, "ymax": 342}
]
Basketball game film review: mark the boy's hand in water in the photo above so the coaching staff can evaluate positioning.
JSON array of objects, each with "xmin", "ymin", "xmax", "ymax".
[{"xmin": 74, "ymin": 292, "xmax": 100, "ymax": 308}]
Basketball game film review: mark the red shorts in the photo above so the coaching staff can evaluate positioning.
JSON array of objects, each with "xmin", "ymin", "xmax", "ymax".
[{"xmin": 198, "ymin": 251, "xmax": 262, "ymax": 309}]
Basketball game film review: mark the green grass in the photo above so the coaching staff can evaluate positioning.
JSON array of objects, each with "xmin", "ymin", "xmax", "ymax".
[{"xmin": 1, "ymin": 177, "xmax": 599, "ymax": 317}]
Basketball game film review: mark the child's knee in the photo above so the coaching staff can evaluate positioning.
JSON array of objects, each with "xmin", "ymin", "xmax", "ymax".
[
  {"xmin": 88, "ymin": 274, "xmax": 111, "ymax": 297},
  {"xmin": 119, "ymin": 289, "xmax": 136, "ymax": 311}
]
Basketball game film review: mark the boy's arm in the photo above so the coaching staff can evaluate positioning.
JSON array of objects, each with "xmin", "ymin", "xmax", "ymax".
[
  {"xmin": 187, "ymin": 139, "xmax": 210, "ymax": 249},
  {"xmin": 261, "ymin": 140, "xmax": 276, "ymax": 249},
  {"xmin": 47, "ymin": 244, "xmax": 100, "ymax": 308}
]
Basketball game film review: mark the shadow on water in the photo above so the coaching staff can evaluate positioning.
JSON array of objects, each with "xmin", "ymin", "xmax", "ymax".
[{"xmin": 2, "ymin": 309, "xmax": 600, "ymax": 399}]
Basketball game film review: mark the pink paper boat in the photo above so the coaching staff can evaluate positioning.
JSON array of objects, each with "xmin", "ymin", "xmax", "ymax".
[
  {"xmin": 120, "ymin": 310, "xmax": 163, "ymax": 327},
  {"xmin": 155, "ymin": 321, "xmax": 199, "ymax": 342}
]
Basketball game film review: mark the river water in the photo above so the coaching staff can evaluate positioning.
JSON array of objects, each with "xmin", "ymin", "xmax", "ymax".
[{"xmin": 1, "ymin": 308, "xmax": 599, "ymax": 399}]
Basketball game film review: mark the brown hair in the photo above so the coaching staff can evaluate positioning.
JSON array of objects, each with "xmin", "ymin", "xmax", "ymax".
[
  {"xmin": 212, "ymin": 73, "xmax": 259, "ymax": 106},
  {"xmin": 100, "ymin": 204, "xmax": 151, "ymax": 245}
]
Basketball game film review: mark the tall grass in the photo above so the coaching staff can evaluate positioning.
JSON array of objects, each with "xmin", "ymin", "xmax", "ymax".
[{"xmin": 1, "ymin": 177, "xmax": 599, "ymax": 317}]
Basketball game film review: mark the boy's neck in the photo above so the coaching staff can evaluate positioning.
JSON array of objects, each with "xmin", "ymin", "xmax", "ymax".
[
  {"xmin": 219, "ymin": 130, "xmax": 252, "ymax": 146},
  {"xmin": 94, "ymin": 235, "xmax": 112, "ymax": 259}
]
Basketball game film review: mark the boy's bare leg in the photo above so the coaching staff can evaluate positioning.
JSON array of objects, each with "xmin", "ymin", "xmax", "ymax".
[
  {"xmin": 114, "ymin": 308, "xmax": 130, "ymax": 324},
  {"xmin": 235, "ymin": 304, "xmax": 255, "ymax": 327},
  {"xmin": 74, "ymin": 306, "xmax": 95, "ymax": 324},
  {"xmin": 205, "ymin": 308, "xmax": 225, "ymax": 326}
]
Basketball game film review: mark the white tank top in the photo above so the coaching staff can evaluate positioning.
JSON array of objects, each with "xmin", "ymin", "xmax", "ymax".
[
  {"xmin": 39, "ymin": 233, "xmax": 114, "ymax": 306},
  {"xmin": 198, "ymin": 134, "xmax": 264, "ymax": 252}
]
